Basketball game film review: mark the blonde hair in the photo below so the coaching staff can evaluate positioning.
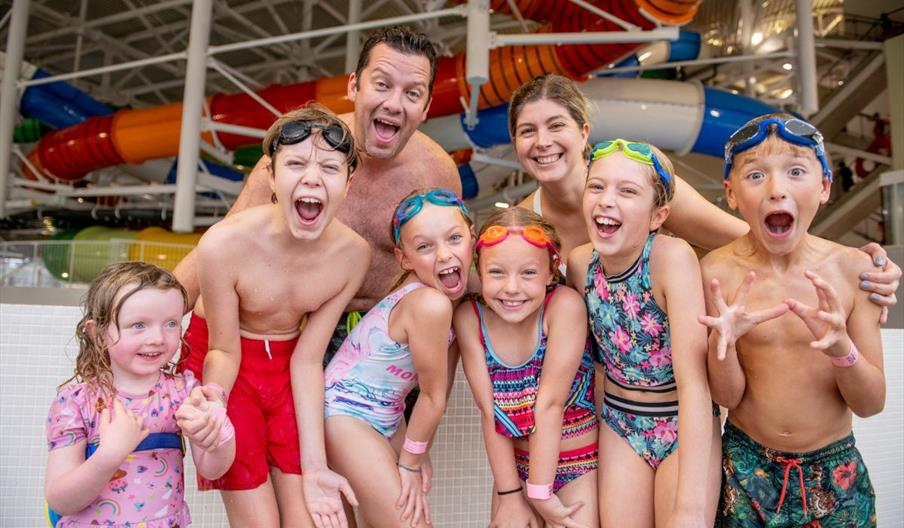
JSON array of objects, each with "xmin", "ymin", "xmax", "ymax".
[
  {"xmin": 475, "ymin": 207, "xmax": 563, "ymax": 284},
  {"xmin": 65, "ymin": 261, "xmax": 187, "ymax": 399},
  {"xmin": 509, "ymin": 74, "xmax": 591, "ymax": 157}
]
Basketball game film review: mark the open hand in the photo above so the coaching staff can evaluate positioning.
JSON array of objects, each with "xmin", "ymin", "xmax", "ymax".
[
  {"xmin": 97, "ymin": 399, "xmax": 149, "ymax": 463},
  {"xmin": 490, "ymin": 493, "xmax": 539, "ymax": 528},
  {"xmin": 698, "ymin": 272, "xmax": 789, "ymax": 359},
  {"xmin": 530, "ymin": 494, "xmax": 588, "ymax": 528},
  {"xmin": 303, "ymin": 468, "xmax": 358, "ymax": 528},
  {"xmin": 397, "ymin": 464, "xmax": 430, "ymax": 527},
  {"xmin": 785, "ymin": 270, "xmax": 849, "ymax": 356}
]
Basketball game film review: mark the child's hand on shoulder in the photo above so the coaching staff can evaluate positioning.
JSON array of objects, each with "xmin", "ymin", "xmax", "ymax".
[
  {"xmin": 785, "ymin": 270, "xmax": 851, "ymax": 357},
  {"xmin": 97, "ymin": 399, "xmax": 149, "ymax": 463},
  {"xmin": 698, "ymin": 271, "xmax": 789, "ymax": 359}
]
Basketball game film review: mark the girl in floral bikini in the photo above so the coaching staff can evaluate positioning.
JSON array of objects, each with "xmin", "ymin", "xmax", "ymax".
[{"xmin": 568, "ymin": 139, "xmax": 721, "ymax": 527}]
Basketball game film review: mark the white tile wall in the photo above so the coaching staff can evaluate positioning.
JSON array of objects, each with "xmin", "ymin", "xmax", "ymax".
[{"xmin": 1, "ymin": 303, "xmax": 901, "ymax": 527}]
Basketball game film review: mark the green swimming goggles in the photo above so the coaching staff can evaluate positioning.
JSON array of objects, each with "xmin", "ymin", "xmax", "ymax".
[{"xmin": 589, "ymin": 139, "xmax": 673, "ymax": 193}]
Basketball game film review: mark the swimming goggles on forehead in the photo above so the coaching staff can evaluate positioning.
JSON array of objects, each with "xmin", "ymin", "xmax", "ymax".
[
  {"xmin": 475, "ymin": 225, "xmax": 560, "ymax": 261},
  {"xmin": 723, "ymin": 117, "xmax": 832, "ymax": 181},
  {"xmin": 589, "ymin": 139, "xmax": 673, "ymax": 193},
  {"xmin": 392, "ymin": 189, "xmax": 470, "ymax": 244},
  {"xmin": 269, "ymin": 120, "xmax": 351, "ymax": 157}
]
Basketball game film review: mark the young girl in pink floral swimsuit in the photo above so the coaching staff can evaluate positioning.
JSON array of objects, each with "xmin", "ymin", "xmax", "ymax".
[{"xmin": 45, "ymin": 262, "xmax": 235, "ymax": 527}]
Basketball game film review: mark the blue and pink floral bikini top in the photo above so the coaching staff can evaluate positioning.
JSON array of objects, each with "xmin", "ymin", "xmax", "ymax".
[
  {"xmin": 472, "ymin": 288, "xmax": 597, "ymax": 439},
  {"xmin": 584, "ymin": 233, "xmax": 676, "ymax": 392}
]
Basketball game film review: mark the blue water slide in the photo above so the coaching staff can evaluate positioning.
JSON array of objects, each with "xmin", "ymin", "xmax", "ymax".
[{"xmin": 19, "ymin": 69, "xmax": 113, "ymax": 129}]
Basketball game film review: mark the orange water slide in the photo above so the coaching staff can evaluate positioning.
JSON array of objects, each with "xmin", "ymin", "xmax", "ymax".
[{"xmin": 25, "ymin": 0, "xmax": 699, "ymax": 182}]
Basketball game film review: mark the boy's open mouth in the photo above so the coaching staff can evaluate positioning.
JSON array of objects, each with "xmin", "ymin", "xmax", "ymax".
[
  {"xmin": 764, "ymin": 211, "xmax": 794, "ymax": 236},
  {"xmin": 295, "ymin": 198, "xmax": 323, "ymax": 225}
]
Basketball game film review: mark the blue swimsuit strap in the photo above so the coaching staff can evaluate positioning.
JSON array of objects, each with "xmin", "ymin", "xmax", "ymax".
[
  {"xmin": 47, "ymin": 432, "xmax": 183, "ymax": 527},
  {"xmin": 472, "ymin": 298, "xmax": 546, "ymax": 369},
  {"xmin": 85, "ymin": 432, "xmax": 184, "ymax": 457}
]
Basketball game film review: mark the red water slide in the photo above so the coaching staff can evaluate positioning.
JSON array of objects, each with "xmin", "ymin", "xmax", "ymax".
[{"xmin": 24, "ymin": 0, "xmax": 700, "ymax": 181}]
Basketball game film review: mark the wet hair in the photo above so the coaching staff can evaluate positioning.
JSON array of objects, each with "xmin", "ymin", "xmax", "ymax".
[
  {"xmin": 354, "ymin": 26, "xmax": 438, "ymax": 100},
  {"xmin": 475, "ymin": 207, "xmax": 563, "ymax": 284},
  {"xmin": 65, "ymin": 261, "xmax": 188, "ymax": 399},
  {"xmin": 508, "ymin": 74, "xmax": 591, "ymax": 157},
  {"xmin": 262, "ymin": 103, "xmax": 358, "ymax": 172},
  {"xmin": 587, "ymin": 140, "xmax": 677, "ymax": 208}
]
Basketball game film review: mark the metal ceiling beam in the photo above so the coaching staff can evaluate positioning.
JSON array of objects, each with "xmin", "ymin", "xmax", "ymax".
[{"xmin": 25, "ymin": 0, "xmax": 192, "ymax": 45}]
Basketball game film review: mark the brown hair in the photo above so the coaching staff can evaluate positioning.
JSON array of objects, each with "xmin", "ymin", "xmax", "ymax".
[
  {"xmin": 508, "ymin": 74, "xmax": 591, "ymax": 157},
  {"xmin": 475, "ymin": 207, "xmax": 563, "ymax": 284},
  {"xmin": 588, "ymin": 140, "xmax": 677, "ymax": 208},
  {"xmin": 65, "ymin": 261, "xmax": 188, "ymax": 399},
  {"xmin": 354, "ymin": 26, "xmax": 438, "ymax": 100},
  {"xmin": 262, "ymin": 103, "xmax": 358, "ymax": 172}
]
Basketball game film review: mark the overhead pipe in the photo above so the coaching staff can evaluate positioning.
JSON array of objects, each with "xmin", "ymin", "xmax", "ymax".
[{"xmin": 22, "ymin": 0, "xmax": 702, "ymax": 183}]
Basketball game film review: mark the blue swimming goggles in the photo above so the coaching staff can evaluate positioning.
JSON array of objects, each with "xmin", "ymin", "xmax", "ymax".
[
  {"xmin": 723, "ymin": 117, "xmax": 832, "ymax": 181},
  {"xmin": 589, "ymin": 139, "xmax": 673, "ymax": 194},
  {"xmin": 392, "ymin": 189, "xmax": 470, "ymax": 243}
]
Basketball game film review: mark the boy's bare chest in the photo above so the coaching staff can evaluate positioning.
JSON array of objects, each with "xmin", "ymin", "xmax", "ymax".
[{"xmin": 234, "ymin": 252, "xmax": 341, "ymax": 320}]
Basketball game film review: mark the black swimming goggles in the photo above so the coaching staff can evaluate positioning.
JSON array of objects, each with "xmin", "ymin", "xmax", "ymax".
[
  {"xmin": 269, "ymin": 120, "xmax": 352, "ymax": 158},
  {"xmin": 723, "ymin": 117, "xmax": 832, "ymax": 181}
]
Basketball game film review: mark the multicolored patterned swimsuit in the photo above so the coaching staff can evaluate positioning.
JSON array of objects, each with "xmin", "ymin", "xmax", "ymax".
[
  {"xmin": 718, "ymin": 422, "xmax": 876, "ymax": 527},
  {"xmin": 324, "ymin": 282, "xmax": 452, "ymax": 437},
  {"xmin": 585, "ymin": 233, "xmax": 683, "ymax": 469},
  {"xmin": 473, "ymin": 287, "xmax": 598, "ymax": 491},
  {"xmin": 46, "ymin": 373, "xmax": 195, "ymax": 528}
]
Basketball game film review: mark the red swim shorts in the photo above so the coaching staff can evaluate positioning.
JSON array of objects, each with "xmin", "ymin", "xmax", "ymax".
[{"xmin": 180, "ymin": 313, "xmax": 302, "ymax": 491}]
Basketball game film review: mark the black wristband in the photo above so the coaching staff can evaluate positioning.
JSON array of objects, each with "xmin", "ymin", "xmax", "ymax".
[
  {"xmin": 496, "ymin": 486, "xmax": 523, "ymax": 496},
  {"xmin": 397, "ymin": 463, "xmax": 422, "ymax": 473}
]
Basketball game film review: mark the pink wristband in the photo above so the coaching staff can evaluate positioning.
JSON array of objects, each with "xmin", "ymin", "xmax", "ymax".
[
  {"xmin": 209, "ymin": 405, "xmax": 235, "ymax": 449},
  {"xmin": 402, "ymin": 436, "xmax": 428, "ymax": 454},
  {"xmin": 831, "ymin": 341, "xmax": 859, "ymax": 368},
  {"xmin": 203, "ymin": 382, "xmax": 228, "ymax": 404},
  {"xmin": 526, "ymin": 482, "xmax": 553, "ymax": 500}
]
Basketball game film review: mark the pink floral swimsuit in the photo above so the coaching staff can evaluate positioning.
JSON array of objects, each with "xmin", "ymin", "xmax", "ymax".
[
  {"xmin": 46, "ymin": 372, "xmax": 196, "ymax": 527},
  {"xmin": 585, "ymin": 233, "xmax": 683, "ymax": 469}
]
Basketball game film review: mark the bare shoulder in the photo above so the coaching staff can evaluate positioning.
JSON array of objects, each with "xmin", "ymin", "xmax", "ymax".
[
  {"xmin": 197, "ymin": 207, "xmax": 265, "ymax": 257},
  {"xmin": 401, "ymin": 286, "xmax": 454, "ymax": 320},
  {"xmin": 566, "ymin": 243, "xmax": 594, "ymax": 287},
  {"xmin": 652, "ymin": 234, "xmax": 696, "ymax": 263},
  {"xmin": 332, "ymin": 220, "xmax": 371, "ymax": 256},
  {"xmin": 453, "ymin": 297, "xmax": 478, "ymax": 326},
  {"xmin": 408, "ymin": 130, "xmax": 459, "ymax": 190},
  {"xmin": 823, "ymin": 239, "xmax": 873, "ymax": 277},
  {"xmin": 546, "ymin": 285, "xmax": 586, "ymax": 317},
  {"xmin": 700, "ymin": 239, "xmax": 744, "ymax": 281}
]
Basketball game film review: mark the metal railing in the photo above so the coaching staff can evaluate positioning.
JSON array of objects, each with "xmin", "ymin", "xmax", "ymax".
[{"xmin": 0, "ymin": 239, "xmax": 195, "ymax": 287}]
